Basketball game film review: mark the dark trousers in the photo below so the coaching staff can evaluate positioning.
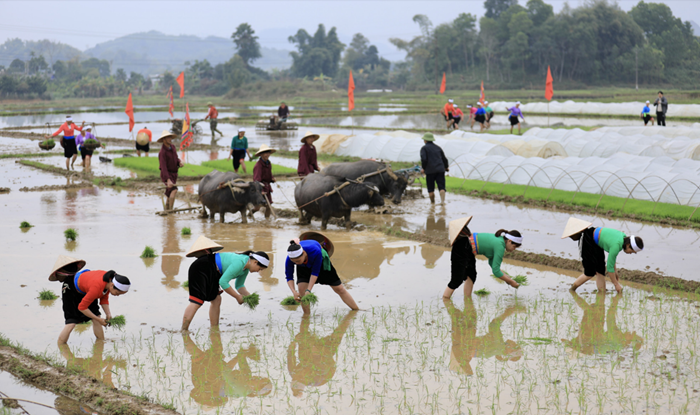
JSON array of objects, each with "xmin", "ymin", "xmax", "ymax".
[{"xmin": 656, "ymin": 111, "xmax": 666, "ymax": 126}]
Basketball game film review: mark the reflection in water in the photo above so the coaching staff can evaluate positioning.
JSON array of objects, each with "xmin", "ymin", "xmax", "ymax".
[
  {"xmin": 425, "ymin": 206, "xmax": 447, "ymax": 233},
  {"xmin": 288, "ymin": 311, "xmax": 357, "ymax": 397},
  {"xmin": 421, "ymin": 243, "xmax": 443, "ymax": 269},
  {"xmin": 161, "ymin": 216, "xmax": 182, "ymax": 290},
  {"xmin": 64, "ymin": 189, "xmax": 78, "ymax": 219},
  {"xmin": 563, "ymin": 292, "xmax": 643, "ymax": 356},
  {"xmin": 444, "ymin": 299, "xmax": 524, "ymax": 375},
  {"xmin": 59, "ymin": 340, "xmax": 126, "ymax": 389},
  {"xmin": 183, "ymin": 329, "xmax": 271, "ymax": 407}
]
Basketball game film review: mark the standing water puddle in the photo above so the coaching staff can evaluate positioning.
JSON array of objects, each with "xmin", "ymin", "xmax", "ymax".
[{"xmin": 0, "ymin": 370, "xmax": 89, "ymax": 415}]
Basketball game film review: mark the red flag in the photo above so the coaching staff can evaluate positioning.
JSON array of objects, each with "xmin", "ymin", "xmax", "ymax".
[
  {"xmin": 479, "ymin": 81, "xmax": 485, "ymax": 104},
  {"xmin": 167, "ymin": 86, "xmax": 174, "ymax": 118},
  {"xmin": 439, "ymin": 72, "xmax": 446, "ymax": 94},
  {"xmin": 125, "ymin": 93, "xmax": 134, "ymax": 132},
  {"xmin": 176, "ymin": 72, "xmax": 185, "ymax": 98},
  {"xmin": 348, "ymin": 70, "xmax": 355, "ymax": 111},
  {"xmin": 545, "ymin": 66, "xmax": 554, "ymax": 101}
]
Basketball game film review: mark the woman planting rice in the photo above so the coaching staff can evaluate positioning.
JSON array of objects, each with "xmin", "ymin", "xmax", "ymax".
[
  {"xmin": 181, "ymin": 236, "xmax": 269, "ymax": 331},
  {"xmin": 285, "ymin": 232, "xmax": 358, "ymax": 314},
  {"xmin": 49, "ymin": 255, "xmax": 131, "ymax": 345},
  {"xmin": 563, "ymin": 217, "xmax": 644, "ymax": 293},
  {"xmin": 443, "ymin": 217, "xmax": 523, "ymax": 299}
]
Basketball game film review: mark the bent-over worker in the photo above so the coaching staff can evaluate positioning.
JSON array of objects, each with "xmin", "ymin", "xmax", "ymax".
[{"xmin": 136, "ymin": 126, "xmax": 152, "ymax": 157}]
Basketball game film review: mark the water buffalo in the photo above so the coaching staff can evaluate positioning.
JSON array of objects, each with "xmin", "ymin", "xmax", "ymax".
[
  {"xmin": 199, "ymin": 170, "xmax": 267, "ymax": 223},
  {"xmin": 295, "ymin": 173, "xmax": 384, "ymax": 229},
  {"xmin": 321, "ymin": 160, "xmax": 409, "ymax": 204}
]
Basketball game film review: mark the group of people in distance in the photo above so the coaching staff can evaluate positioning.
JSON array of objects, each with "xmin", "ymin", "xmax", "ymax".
[
  {"xmin": 46, "ymin": 116, "xmax": 105, "ymax": 171},
  {"xmin": 640, "ymin": 91, "xmax": 669, "ymax": 126},
  {"xmin": 444, "ymin": 216, "xmax": 644, "ymax": 299},
  {"xmin": 439, "ymin": 99, "xmax": 526, "ymax": 134}
]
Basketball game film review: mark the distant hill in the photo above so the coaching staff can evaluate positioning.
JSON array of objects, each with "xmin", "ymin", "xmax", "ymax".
[
  {"xmin": 0, "ymin": 38, "xmax": 83, "ymax": 68},
  {"xmin": 691, "ymin": 20, "xmax": 700, "ymax": 37},
  {"xmin": 84, "ymin": 31, "xmax": 292, "ymax": 75}
]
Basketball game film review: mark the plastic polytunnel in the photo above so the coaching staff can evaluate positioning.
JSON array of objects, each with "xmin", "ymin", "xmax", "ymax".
[{"xmin": 485, "ymin": 101, "xmax": 700, "ymax": 117}]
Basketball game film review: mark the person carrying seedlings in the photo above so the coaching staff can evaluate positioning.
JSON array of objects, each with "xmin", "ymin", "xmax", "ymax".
[
  {"xmin": 440, "ymin": 98, "xmax": 455, "ymax": 130},
  {"xmin": 181, "ymin": 236, "xmax": 269, "ymax": 331},
  {"xmin": 285, "ymin": 232, "xmax": 359, "ymax": 314},
  {"xmin": 158, "ymin": 130, "xmax": 183, "ymax": 211},
  {"xmin": 484, "ymin": 101, "xmax": 495, "ymax": 129},
  {"xmin": 297, "ymin": 131, "xmax": 320, "ymax": 177},
  {"xmin": 474, "ymin": 103, "xmax": 487, "ymax": 132},
  {"xmin": 506, "ymin": 102, "xmax": 526, "ymax": 135},
  {"xmin": 204, "ymin": 102, "xmax": 224, "ymax": 139},
  {"xmin": 443, "ymin": 217, "xmax": 522, "ymax": 298},
  {"xmin": 135, "ymin": 126, "xmax": 152, "ymax": 157},
  {"xmin": 452, "ymin": 104, "xmax": 464, "ymax": 130},
  {"xmin": 653, "ymin": 91, "xmax": 668, "ymax": 126},
  {"xmin": 48, "ymin": 255, "xmax": 131, "ymax": 345},
  {"xmin": 420, "ymin": 132, "xmax": 449, "ymax": 204},
  {"xmin": 563, "ymin": 217, "xmax": 644, "ymax": 294},
  {"xmin": 48, "ymin": 115, "xmax": 85, "ymax": 170},
  {"xmin": 76, "ymin": 125, "xmax": 103, "ymax": 170},
  {"xmin": 641, "ymin": 101, "xmax": 654, "ymax": 126},
  {"xmin": 228, "ymin": 128, "xmax": 252, "ymax": 174},
  {"xmin": 253, "ymin": 144, "xmax": 276, "ymax": 218}
]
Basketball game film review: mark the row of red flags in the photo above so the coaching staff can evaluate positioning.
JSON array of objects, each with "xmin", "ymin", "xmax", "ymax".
[{"xmin": 433, "ymin": 66, "xmax": 554, "ymax": 103}]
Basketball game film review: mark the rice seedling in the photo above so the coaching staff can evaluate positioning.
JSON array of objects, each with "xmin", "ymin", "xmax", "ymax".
[
  {"xmin": 474, "ymin": 288, "xmax": 491, "ymax": 296},
  {"xmin": 19, "ymin": 221, "xmax": 32, "ymax": 228},
  {"xmin": 109, "ymin": 315, "xmax": 126, "ymax": 330},
  {"xmin": 300, "ymin": 292, "xmax": 319, "ymax": 306},
  {"xmin": 513, "ymin": 275, "xmax": 530, "ymax": 286},
  {"xmin": 140, "ymin": 246, "xmax": 157, "ymax": 258},
  {"xmin": 181, "ymin": 227, "xmax": 191, "ymax": 236},
  {"xmin": 280, "ymin": 296, "xmax": 300, "ymax": 306},
  {"xmin": 64, "ymin": 228, "xmax": 78, "ymax": 241},
  {"xmin": 242, "ymin": 293, "xmax": 260, "ymax": 310},
  {"xmin": 38, "ymin": 289, "xmax": 58, "ymax": 300},
  {"xmin": 181, "ymin": 281, "xmax": 189, "ymax": 288}
]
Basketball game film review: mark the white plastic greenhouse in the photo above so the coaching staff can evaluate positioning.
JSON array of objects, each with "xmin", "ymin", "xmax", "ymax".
[{"xmin": 487, "ymin": 101, "xmax": 700, "ymax": 117}]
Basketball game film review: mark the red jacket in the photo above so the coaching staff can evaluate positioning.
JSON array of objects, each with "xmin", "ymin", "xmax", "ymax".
[
  {"xmin": 52, "ymin": 122, "xmax": 83, "ymax": 137},
  {"xmin": 159, "ymin": 144, "xmax": 180, "ymax": 183},
  {"xmin": 75, "ymin": 270, "xmax": 110, "ymax": 311},
  {"xmin": 297, "ymin": 144, "xmax": 319, "ymax": 177}
]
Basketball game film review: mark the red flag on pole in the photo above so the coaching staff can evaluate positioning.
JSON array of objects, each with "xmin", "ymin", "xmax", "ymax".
[
  {"xmin": 167, "ymin": 86, "xmax": 174, "ymax": 118},
  {"xmin": 545, "ymin": 66, "xmax": 554, "ymax": 101},
  {"xmin": 125, "ymin": 93, "xmax": 134, "ymax": 132},
  {"xmin": 479, "ymin": 81, "xmax": 485, "ymax": 104},
  {"xmin": 176, "ymin": 72, "xmax": 185, "ymax": 98},
  {"xmin": 439, "ymin": 72, "xmax": 446, "ymax": 94},
  {"xmin": 348, "ymin": 70, "xmax": 355, "ymax": 111}
]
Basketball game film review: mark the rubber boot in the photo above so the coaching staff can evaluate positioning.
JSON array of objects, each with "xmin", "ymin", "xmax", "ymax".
[
  {"xmin": 429, "ymin": 193, "xmax": 435, "ymax": 204},
  {"xmin": 439, "ymin": 190, "xmax": 446, "ymax": 204}
]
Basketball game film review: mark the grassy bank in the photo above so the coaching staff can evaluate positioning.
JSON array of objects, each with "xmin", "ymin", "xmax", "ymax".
[
  {"xmin": 113, "ymin": 157, "xmax": 214, "ymax": 177},
  {"xmin": 201, "ymin": 159, "xmax": 296, "ymax": 175}
]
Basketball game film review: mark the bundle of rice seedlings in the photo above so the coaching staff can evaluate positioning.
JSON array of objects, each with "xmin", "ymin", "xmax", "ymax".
[
  {"xmin": 20, "ymin": 221, "xmax": 32, "ymax": 228},
  {"xmin": 38, "ymin": 289, "xmax": 58, "ymax": 300},
  {"xmin": 474, "ymin": 288, "xmax": 491, "ymax": 296},
  {"xmin": 181, "ymin": 281, "xmax": 189, "ymax": 288},
  {"xmin": 109, "ymin": 315, "xmax": 126, "ymax": 330},
  {"xmin": 140, "ymin": 246, "xmax": 157, "ymax": 258},
  {"xmin": 242, "ymin": 293, "xmax": 260, "ymax": 310},
  {"xmin": 64, "ymin": 228, "xmax": 78, "ymax": 241},
  {"xmin": 280, "ymin": 296, "xmax": 300, "ymax": 306},
  {"xmin": 301, "ymin": 292, "xmax": 319, "ymax": 306},
  {"xmin": 181, "ymin": 227, "xmax": 191, "ymax": 236},
  {"xmin": 513, "ymin": 275, "xmax": 530, "ymax": 286}
]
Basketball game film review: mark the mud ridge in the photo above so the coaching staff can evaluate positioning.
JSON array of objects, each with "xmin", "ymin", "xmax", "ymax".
[
  {"xmin": 20, "ymin": 183, "xmax": 94, "ymax": 192},
  {"xmin": 0, "ymin": 345, "xmax": 179, "ymax": 415}
]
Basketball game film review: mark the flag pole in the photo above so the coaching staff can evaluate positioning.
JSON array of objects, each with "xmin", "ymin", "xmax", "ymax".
[{"xmin": 548, "ymin": 102, "xmax": 550, "ymax": 127}]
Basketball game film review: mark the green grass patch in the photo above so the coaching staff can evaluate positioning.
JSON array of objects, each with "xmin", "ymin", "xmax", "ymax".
[
  {"xmin": 19, "ymin": 221, "xmax": 32, "ymax": 228},
  {"xmin": 526, "ymin": 337, "xmax": 555, "ymax": 345},
  {"xmin": 0, "ymin": 152, "xmax": 64, "ymax": 159},
  {"xmin": 474, "ymin": 288, "xmax": 491, "ymax": 296},
  {"xmin": 181, "ymin": 227, "xmax": 191, "ymax": 236},
  {"xmin": 300, "ymin": 292, "xmax": 319, "ymax": 306},
  {"xmin": 140, "ymin": 246, "xmax": 157, "ymax": 258},
  {"xmin": 109, "ymin": 315, "xmax": 126, "ymax": 330},
  {"xmin": 113, "ymin": 157, "xmax": 215, "ymax": 177},
  {"xmin": 242, "ymin": 293, "xmax": 260, "ymax": 310},
  {"xmin": 201, "ymin": 159, "xmax": 297, "ymax": 176},
  {"xmin": 513, "ymin": 275, "xmax": 530, "ymax": 286},
  {"xmin": 280, "ymin": 296, "xmax": 300, "ymax": 306},
  {"xmin": 38, "ymin": 289, "xmax": 58, "ymax": 300},
  {"xmin": 64, "ymin": 228, "xmax": 77, "ymax": 241},
  {"xmin": 181, "ymin": 281, "xmax": 189, "ymax": 288}
]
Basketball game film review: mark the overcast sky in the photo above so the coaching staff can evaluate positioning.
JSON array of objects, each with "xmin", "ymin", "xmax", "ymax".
[{"xmin": 1, "ymin": 0, "xmax": 698, "ymax": 61}]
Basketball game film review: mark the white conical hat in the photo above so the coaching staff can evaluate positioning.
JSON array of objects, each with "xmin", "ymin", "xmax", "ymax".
[
  {"xmin": 300, "ymin": 231, "xmax": 334, "ymax": 257},
  {"xmin": 561, "ymin": 217, "xmax": 592, "ymax": 239},
  {"xmin": 254, "ymin": 144, "xmax": 277, "ymax": 157},
  {"xmin": 449, "ymin": 216, "xmax": 473, "ymax": 246},
  {"xmin": 157, "ymin": 130, "xmax": 177, "ymax": 143},
  {"xmin": 300, "ymin": 131, "xmax": 319, "ymax": 143},
  {"xmin": 136, "ymin": 131, "xmax": 150, "ymax": 146},
  {"xmin": 186, "ymin": 235, "xmax": 224, "ymax": 258},
  {"xmin": 49, "ymin": 255, "xmax": 86, "ymax": 282}
]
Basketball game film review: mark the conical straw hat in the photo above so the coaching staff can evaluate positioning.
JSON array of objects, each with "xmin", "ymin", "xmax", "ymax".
[
  {"xmin": 254, "ymin": 144, "xmax": 277, "ymax": 157},
  {"xmin": 561, "ymin": 217, "xmax": 592, "ymax": 239},
  {"xmin": 299, "ymin": 231, "xmax": 334, "ymax": 257},
  {"xmin": 157, "ymin": 130, "xmax": 177, "ymax": 143},
  {"xmin": 300, "ymin": 131, "xmax": 319, "ymax": 143},
  {"xmin": 449, "ymin": 216, "xmax": 473, "ymax": 246},
  {"xmin": 49, "ymin": 255, "xmax": 86, "ymax": 282},
  {"xmin": 136, "ymin": 131, "xmax": 150, "ymax": 146},
  {"xmin": 186, "ymin": 235, "xmax": 224, "ymax": 258}
]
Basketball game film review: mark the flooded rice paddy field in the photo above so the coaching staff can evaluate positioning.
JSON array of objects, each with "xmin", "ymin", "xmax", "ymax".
[{"xmin": 0, "ymin": 370, "xmax": 86, "ymax": 415}]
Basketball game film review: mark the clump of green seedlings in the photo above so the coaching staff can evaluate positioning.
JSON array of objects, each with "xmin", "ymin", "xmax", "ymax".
[
  {"xmin": 301, "ymin": 292, "xmax": 319, "ymax": 306},
  {"xmin": 109, "ymin": 315, "xmax": 126, "ymax": 330},
  {"xmin": 38, "ymin": 289, "xmax": 58, "ymax": 300},
  {"xmin": 20, "ymin": 221, "xmax": 32, "ymax": 228},
  {"xmin": 280, "ymin": 296, "xmax": 300, "ymax": 306},
  {"xmin": 242, "ymin": 293, "xmax": 260, "ymax": 310},
  {"xmin": 181, "ymin": 281, "xmax": 189, "ymax": 288},
  {"xmin": 474, "ymin": 288, "xmax": 491, "ymax": 296},
  {"xmin": 64, "ymin": 228, "xmax": 78, "ymax": 241},
  {"xmin": 181, "ymin": 227, "xmax": 191, "ymax": 236},
  {"xmin": 513, "ymin": 275, "xmax": 530, "ymax": 286},
  {"xmin": 140, "ymin": 246, "xmax": 157, "ymax": 258}
]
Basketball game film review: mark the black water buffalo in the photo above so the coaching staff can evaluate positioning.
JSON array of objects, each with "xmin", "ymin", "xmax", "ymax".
[
  {"xmin": 295, "ymin": 173, "xmax": 384, "ymax": 229},
  {"xmin": 321, "ymin": 160, "xmax": 409, "ymax": 204},
  {"xmin": 199, "ymin": 170, "xmax": 267, "ymax": 223}
]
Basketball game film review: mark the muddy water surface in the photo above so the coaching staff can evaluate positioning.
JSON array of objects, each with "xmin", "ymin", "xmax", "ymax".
[{"xmin": 0, "ymin": 370, "xmax": 86, "ymax": 415}]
